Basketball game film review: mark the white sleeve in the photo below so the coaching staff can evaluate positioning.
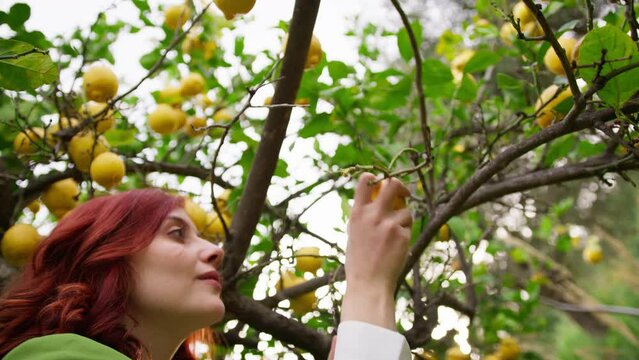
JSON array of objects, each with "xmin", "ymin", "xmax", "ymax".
[{"xmin": 333, "ymin": 321, "xmax": 411, "ymax": 360}]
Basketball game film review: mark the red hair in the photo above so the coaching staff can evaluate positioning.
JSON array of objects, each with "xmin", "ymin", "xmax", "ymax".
[{"xmin": 0, "ymin": 188, "xmax": 215, "ymax": 359}]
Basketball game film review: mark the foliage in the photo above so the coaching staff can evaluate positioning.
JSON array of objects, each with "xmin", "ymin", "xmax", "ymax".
[{"xmin": 1, "ymin": 0, "xmax": 639, "ymax": 358}]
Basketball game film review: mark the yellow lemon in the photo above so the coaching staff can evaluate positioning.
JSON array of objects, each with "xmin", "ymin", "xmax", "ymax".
[
  {"xmin": 184, "ymin": 117, "xmax": 208, "ymax": 137},
  {"xmin": 41, "ymin": 178, "xmax": 80, "ymax": 216},
  {"xmin": 179, "ymin": 73, "xmax": 206, "ymax": 97},
  {"xmin": 370, "ymin": 180, "xmax": 407, "ymax": 210},
  {"xmin": 13, "ymin": 127, "xmax": 44, "ymax": 155},
  {"xmin": 499, "ymin": 23, "xmax": 517, "ymax": 45},
  {"xmin": 544, "ymin": 32, "xmax": 579, "ymax": 76},
  {"xmin": 83, "ymin": 65, "xmax": 118, "ymax": 102},
  {"xmin": 295, "ymin": 247, "xmax": 322, "ymax": 274},
  {"xmin": 282, "ymin": 34, "xmax": 323, "ymax": 69},
  {"xmin": 81, "ymin": 102, "xmax": 115, "ymax": 134},
  {"xmin": 582, "ymin": 243, "xmax": 603, "ymax": 264},
  {"xmin": 90, "ymin": 151, "xmax": 125, "ymax": 189},
  {"xmin": 203, "ymin": 211, "xmax": 232, "ymax": 241},
  {"xmin": 497, "ymin": 337, "xmax": 521, "ymax": 360},
  {"xmin": 158, "ymin": 85, "xmax": 183, "ymax": 105},
  {"xmin": 439, "ymin": 224, "xmax": 451, "ymax": 241},
  {"xmin": 213, "ymin": 108, "xmax": 233, "ymax": 122},
  {"xmin": 164, "ymin": 4, "xmax": 191, "ymax": 30},
  {"xmin": 445, "ymin": 347, "xmax": 469, "ymax": 360},
  {"xmin": 534, "ymin": 84, "xmax": 572, "ymax": 128},
  {"xmin": 68, "ymin": 131, "xmax": 109, "ymax": 172},
  {"xmin": 512, "ymin": 1, "xmax": 534, "ymax": 25},
  {"xmin": 214, "ymin": 0, "xmax": 256, "ymax": 20},
  {"xmin": 1, "ymin": 224, "xmax": 41, "ymax": 267},
  {"xmin": 148, "ymin": 104, "xmax": 186, "ymax": 135},
  {"xmin": 276, "ymin": 271, "xmax": 316, "ymax": 316},
  {"xmin": 46, "ymin": 117, "xmax": 79, "ymax": 146},
  {"xmin": 451, "ymin": 49, "xmax": 475, "ymax": 75},
  {"xmin": 184, "ymin": 198, "xmax": 208, "ymax": 233},
  {"xmin": 27, "ymin": 199, "xmax": 41, "ymax": 214}
]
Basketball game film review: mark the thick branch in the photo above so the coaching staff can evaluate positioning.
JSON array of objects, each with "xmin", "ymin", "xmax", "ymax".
[
  {"xmin": 458, "ymin": 155, "xmax": 639, "ymax": 212},
  {"xmin": 126, "ymin": 159, "xmax": 232, "ymax": 188},
  {"xmin": 222, "ymin": 290, "xmax": 331, "ymax": 359},
  {"xmin": 222, "ymin": 0, "xmax": 321, "ymax": 280}
]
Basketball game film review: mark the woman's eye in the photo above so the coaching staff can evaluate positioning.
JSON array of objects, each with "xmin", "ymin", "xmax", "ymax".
[{"xmin": 169, "ymin": 228, "xmax": 185, "ymax": 239}]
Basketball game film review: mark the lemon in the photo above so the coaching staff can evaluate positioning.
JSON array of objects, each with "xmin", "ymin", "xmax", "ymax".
[
  {"xmin": 534, "ymin": 84, "xmax": 572, "ymax": 128},
  {"xmin": 148, "ymin": 104, "xmax": 186, "ymax": 135},
  {"xmin": 213, "ymin": 108, "xmax": 233, "ymax": 122},
  {"xmin": 13, "ymin": 127, "xmax": 44, "ymax": 155},
  {"xmin": 497, "ymin": 337, "xmax": 521, "ymax": 360},
  {"xmin": 445, "ymin": 347, "xmax": 469, "ymax": 360},
  {"xmin": 27, "ymin": 200, "xmax": 41, "ymax": 213},
  {"xmin": 276, "ymin": 270, "xmax": 316, "ymax": 316},
  {"xmin": 83, "ymin": 65, "xmax": 119, "ymax": 102},
  {"xmin": 42, "ymin": 178, "xmax": 80, "ymax": 217},
  {"xmin": 90, "ymin": 152, "xmax": 125, "ymax": 189},
  {"xmin": 282, "ymin": 34, "xmax": 323, "ymax": 69},
  {"xmin": 295, "ymin": 247, "xmax": 322, "ymax": 274},
  {"xmin": 439, "ymin": 224, "xmax": 451, "ymax": 241},
  {"xmin": 46, "ymin": 117, "xmax": 79, "ymax": 146},
  {"xmin": 203, "ymin": 211, "xmax": 232, "ymax": 242},
  {"xmin": 81, "ymin": 102, "xmax": 115, "ymax": 134},
  {"xmin": 451, "ymin": 49, "xmax": 475, "ymax": 75},
  {"xmin": 583, "ymin": 243, "xmax": 603, "ymax": 264},
  {"xmin": 158, "ymin": 86, "xmax": 183, "ymax": 105},
  {"xmin": 68, "ymin": 131, "xmax": 110, "ymax": 172},
  {"xmin": 544, "ymin": 32, "xmax": 579, "ymax": 76},
  {"xmin": 499, "ymin": 23, "xmax": 517, "ymax": 45},
  {"xmin": 183, "ymin": 117, "xmax": 207, "ymax": 137},
  {"xmin": 179, "ymin": 73, "xmax": 206, "ymax": 97},
  {"xmin": 1, "ymin": 224, "xmax": 41, "ymax": 267},
  {"xmin": 214, "ymin": 0, "xmax": 256, "ymax": 20},
  {"xmin": 184, "ymin": 198, "xmax": 208, "ymax": 233},
  {"xmin": 164, "ymin": 4, "xmax": 191, "ymax": 30},
  {"xmin": 370, "ymin": 180, "xmax": 407, "ymax": 210},
  {"xmin": 512, "ymin": 1, "xmax": 534, "ymax": 25}
]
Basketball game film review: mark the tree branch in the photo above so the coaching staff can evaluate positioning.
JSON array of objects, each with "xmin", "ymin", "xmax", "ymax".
[
  {"xmin": 222, "ymin": 0, "xmax": 321, "ymax": 280},
  {"xmin": 222, "ymin": 290, "xmax": 331, "ymax": 359},
  {"xmin": 458, "ymin": 155, "xmax": 639, "ymax": 212}
]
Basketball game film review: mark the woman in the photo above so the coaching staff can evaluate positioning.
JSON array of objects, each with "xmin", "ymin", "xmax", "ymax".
[{"xmin": 0, "ymin": 173, "xmax": 411, "ymax": 359}]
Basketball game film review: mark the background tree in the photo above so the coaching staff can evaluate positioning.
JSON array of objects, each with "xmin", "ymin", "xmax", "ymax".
[{"xmin": 1, "ymin": 0, "xmax": 639, "ymax": 358}]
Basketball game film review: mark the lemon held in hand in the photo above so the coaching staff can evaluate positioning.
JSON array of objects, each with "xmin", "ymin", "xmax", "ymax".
[{"xmin": 370, "ymin": 180, "xmax": 407, "ymax": 210}]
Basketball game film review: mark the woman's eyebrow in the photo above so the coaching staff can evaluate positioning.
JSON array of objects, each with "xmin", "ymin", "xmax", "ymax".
[{"xmin": 164, "ymin": 216, "xmax": 189, "ymax": 227}]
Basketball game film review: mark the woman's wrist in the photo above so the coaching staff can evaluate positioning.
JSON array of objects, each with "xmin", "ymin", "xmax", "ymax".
[{"xmin": 341, "ymin": 283, "xmax": 396, "ymax": 330}]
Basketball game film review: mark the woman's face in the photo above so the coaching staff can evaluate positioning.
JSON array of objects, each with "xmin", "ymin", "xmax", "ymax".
[{"xmin": 128, "ymin": 207, "xmax": 225, "ymax": 330}]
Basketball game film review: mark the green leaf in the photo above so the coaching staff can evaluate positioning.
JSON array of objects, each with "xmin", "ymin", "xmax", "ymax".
[
  {"xmin": 455, "ymin": 74, "xmax": 478, "ymax": 102},
  {"xmin": 497, "ymin": 73, "xmax": 523, "ymax": 90},
  {"xmin": 464, "ymin": 49, "xmax": 502, "ymax": 73},
  {"xmin": 104, "ymin": 128, "xmax": 138, "ymax": 147},
  {"xmin": 7, "ymin": 3, "xmax": 30, "ymax": 30},
  {"xmin": 397, "ymin": 21, "xmax": 422, "ymax": 62},
  {"xmin": 327, "ymin": 61, "xmax": 354, "ymax": 81},
  {"xmin": 234, "ymin": 36, "xmax": 245, "ymax": 57},
  {"xmin": 139, "ymin": 48, "xmax": 161, "ymax": 70},
  {"xmin": 299, "ymin": 113, "xmax": 333, "ymax": 138},
  {"xmin": 578, "ymin": 25, "xmax": 639, "ymax": 108},
  {"xmin": 422, "ymin": 58, "xmax": 454, "ymax": 98},
  {"xmin": 0, "ymin": 39, "xmax": 58, "ymax": 91}
]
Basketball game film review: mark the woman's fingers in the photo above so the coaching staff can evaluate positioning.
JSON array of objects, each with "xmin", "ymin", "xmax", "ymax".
[
  {"xmin": 353, "ymin": 172, "xmax": 377, "ymax": 209},
  {"xmin": 375, "ymin": 178, "xmax": 410, "ymax": 211},
  {"xmin": 391, "ymin": 208, "xmax": 413, "ymax": 228}
]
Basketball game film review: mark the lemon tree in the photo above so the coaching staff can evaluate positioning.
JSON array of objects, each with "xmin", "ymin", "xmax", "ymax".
[{"xmin": 2, "ymin": 0, "xmax": 639, "ymax": 358}]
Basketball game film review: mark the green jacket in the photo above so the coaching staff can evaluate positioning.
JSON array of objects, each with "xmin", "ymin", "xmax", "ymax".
[{"xmin": 4, "ymin": 333, "xmax": 131, "ymax": 360}]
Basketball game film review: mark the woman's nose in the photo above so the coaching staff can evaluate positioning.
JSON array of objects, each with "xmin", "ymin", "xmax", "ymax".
[{"xmin": 203, "ymin": 242, "xmax": 224, "ymax": 269}]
